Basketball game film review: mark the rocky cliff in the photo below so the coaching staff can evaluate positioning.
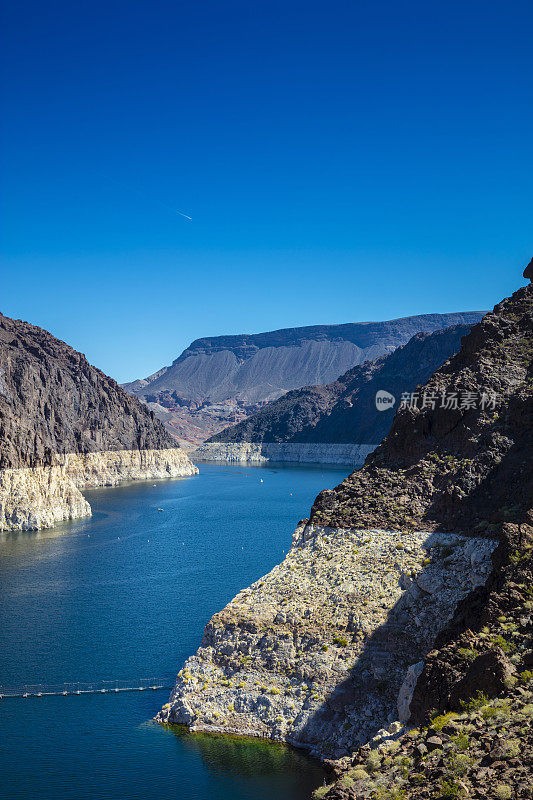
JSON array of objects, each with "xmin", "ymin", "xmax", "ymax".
[
  {"xmin": 123, "ymin": 312, "xmax": 484, "ymax": 446},
  {"xmin": 158, "ymin": 263, "xmax": 532, "ymax": 799},
  {"xmin": 0, "ymin": 313, "xmax": 197, "ymax": 530},
  {"xmin": 194, "ymin": 324, "xmax": 473, "ymax": 464}
]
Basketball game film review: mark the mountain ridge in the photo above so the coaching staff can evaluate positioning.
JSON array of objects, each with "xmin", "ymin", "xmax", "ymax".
[
  {"xmin": 202, "ymin": 323, "xmax": 473, "ymax": 451},
  {"xmin": 123, "ymin": 311, "xmax": 485, "ymax": 445}
]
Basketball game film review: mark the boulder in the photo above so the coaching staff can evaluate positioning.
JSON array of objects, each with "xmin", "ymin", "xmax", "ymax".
[{"xmin": 449, "ymin": 648, "xmax": 513, "ymax": 707}]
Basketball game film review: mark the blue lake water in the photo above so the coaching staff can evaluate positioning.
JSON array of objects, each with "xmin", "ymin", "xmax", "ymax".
[{"xmin": 0, "ymin": 462, "xmax": 350, "ymax": 800}]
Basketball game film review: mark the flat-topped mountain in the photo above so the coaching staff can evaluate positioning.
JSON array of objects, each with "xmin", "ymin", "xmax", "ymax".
[
  {"xmin": 123, "ymin": 312, "xmax": 485, "ymax": 445},
  {"xmin": 0, "ymin": 313, "xmax": 197, "ymax": 530},
  {"xmin": 195, "ymin": 323, "xmax": 473, "ymax": 464}
]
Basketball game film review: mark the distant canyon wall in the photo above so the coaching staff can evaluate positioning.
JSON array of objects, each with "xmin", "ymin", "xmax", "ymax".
[
  {"xmin": 0, "ymin": 448, "xmax": 198, "ymax": 532},
  {"xmin": 191, "ymin": 441, "xmax": 378, "ymax": 465}
]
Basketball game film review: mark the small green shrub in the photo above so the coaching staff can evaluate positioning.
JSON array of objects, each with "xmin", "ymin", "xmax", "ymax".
[
  {"xmin": 449, "ymin": 753, "xmax": 473, "ymax": 776},
  {"xmin": 519, "ymin": 669, "xmax": 532, "ymax": 685},
  {"xmin": 489, "ymin": 634, "xmax": 516, "ymax": 655},
  {"xmin": 481, "ymin": 705, "xmax": 497, "ymax": 720},
  {"xmin": 333, "ymin": 636, "xmax": 348, "ymax": 647},
  {"xmin": 430, "ymin": 711, "xmax": 460, "ymax": 730},
  {"xmin": 502, "ymin": 739, "xmax": 520, "ymax": 758},
  {"xmin": 457, "ymin": 647, "xmax": 479, "ymax": 663},
  {"xmin": 312, "ymin": 786, "xmax": 331, "ymax": 799},
  {"xmin": 495, "ymin": 786, "xmax": 513, "ymax": 800},
  {"xmin": 321, "ymin": 644, "xmax": 329, "ymax": 652},
  {"xmin": 436, "ymin": 776, "xmax": 465, "ymax": 798},
  {"xmin": 460, "ymin": 690, "xmax": 489, "ymax": 712},
  {"xmin": 349, "ymin": 768, "xmax": 369, "ymax": 781},
  {"xmin": 372, "ymin": 789, "xmax": 407, "ymax": 800},
  {"xmin": 451, "ymin": 733, "xmax": 470, "ymax": 752},
  {"xmin": 365, "ymin": 750, "xmax": 381, "ymax": 772}
]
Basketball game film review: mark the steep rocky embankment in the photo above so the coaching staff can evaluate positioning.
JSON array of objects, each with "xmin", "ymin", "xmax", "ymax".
[
  {"xmin": 158, "ymin": 263, "xmax": 532, "ymax": 799},
  {"xmin": 0, "ymin": 313, "xmax": 197, "ymax": 530},
  {"xmin": 123, "ymin": 313, "xmax": 483, "ymax": 446},
  {"xmin": 194, "ymin": 324, "xmax": 473, "ymax": 465}
]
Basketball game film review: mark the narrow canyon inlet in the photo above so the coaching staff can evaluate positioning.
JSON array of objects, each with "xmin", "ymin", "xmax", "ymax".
[{"xmin": 0, "ymin": 464, "xmax": 350, "ymax": 800}]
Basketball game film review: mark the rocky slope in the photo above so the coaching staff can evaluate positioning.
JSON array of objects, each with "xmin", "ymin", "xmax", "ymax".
[
  {"xmin": 158, "ymin": 262, "xmax": 531, "ymax": 799},
  {"xmin": 0, "ymin": 313, "xmax": 197, "ymax": 530},
  {"xmin": 123, "ymin": 313, "xmax": 483, "ymax": 446},
  {"xmin": 194, "ymin": 324, "xmax": 473, "ymax": 464}
]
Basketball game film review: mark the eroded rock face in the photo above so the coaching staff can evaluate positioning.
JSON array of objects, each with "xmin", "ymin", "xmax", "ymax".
[
  {"xmin": 59, "ymin": 447, "xmax": 197, "ymax": 487},
  {"xmin": 157, "ymin": 522, "xmax": 496, "ymax": 758},
  {"xmin": 0, "ymin": 313, "xmax": 198, "ymax": 530},
  {"xmin": 191, "ymin": 442, "xmax": 377, "ymax": 466},
  {"xmin": 0, "ymin": 448, "xmax": 197, "ymax": 531},
  {"xmin": 0, "ymin": 464, "xmax": 90, "ymax": 531}
]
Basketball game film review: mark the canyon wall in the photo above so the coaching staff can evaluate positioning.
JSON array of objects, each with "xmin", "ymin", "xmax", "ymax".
[
  {"xmin": 0, "ymin": 313, "xmax": 197, "ymax": 531},
  {"xmin": 192, "ymin": 441, "xmax": 377, "ymax": 466},
  {"xmin": 159, "ymin": 266, "xmax": 532, "ymax": 800},
  {"xmin": 157, "ymin": 522, "xmax": 496, "ymax": 759},
  {"xmin": 198, "ymin": 324, "xmax": 475, "ymax": 465},
  {"xmin": 123, "ymin": 313, "xmax": 483, "ymax": 445}
]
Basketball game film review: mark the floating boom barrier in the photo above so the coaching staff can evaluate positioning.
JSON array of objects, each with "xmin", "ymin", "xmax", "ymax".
[{"xmin": 0, "ymin": 677, "xmax": 174, "ymax": 699}]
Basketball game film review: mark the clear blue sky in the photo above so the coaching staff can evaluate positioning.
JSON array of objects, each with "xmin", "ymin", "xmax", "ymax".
[{"xmin": 1, "ymin": 0, "xmax": 531, "ymax": 383}]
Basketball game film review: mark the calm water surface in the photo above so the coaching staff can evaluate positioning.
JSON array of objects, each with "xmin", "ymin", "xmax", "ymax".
[{"xmin": 0, "ymin": 462, "xmax": 349, "ymax": 800}]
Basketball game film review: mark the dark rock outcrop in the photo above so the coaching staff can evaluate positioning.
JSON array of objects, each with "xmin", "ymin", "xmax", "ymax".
[
  {"xmin": 0, "ymin": 313, "xmax": 179, "ymax": 470},
  {"xmin": 307, "ymin": 264, "xmax": 532, "ymax": 798},
  {"xmin": 309, "ymin": 280, "xmax": 532, "ymax": 535}
]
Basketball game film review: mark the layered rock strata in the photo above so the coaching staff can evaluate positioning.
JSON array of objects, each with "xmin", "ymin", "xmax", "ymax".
[
  {"xmin": 0, "ymin": 313, "xmax": 197, "ymax": 531},
  {"xmin": 123, "ymin": 313, "xmax": 483, "ymax": 445},
  {"xmin": 191, "ymin": 442, "xmax": 377, "ymax": 466}
]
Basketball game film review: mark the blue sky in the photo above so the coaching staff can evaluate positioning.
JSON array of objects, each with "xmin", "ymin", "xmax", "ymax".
[{"xmin": 1, "ymin": 0, "xmax": 531, "ymax": 383}]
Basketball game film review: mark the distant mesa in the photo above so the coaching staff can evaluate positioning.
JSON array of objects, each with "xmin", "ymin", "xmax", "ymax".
[
  {"xmin": 193, "ymin": 322, "xmax": 476, "ymax": 464},
  {"xmin": 122, "ymin": 311, "xmax": 485, "ymax": 448}
]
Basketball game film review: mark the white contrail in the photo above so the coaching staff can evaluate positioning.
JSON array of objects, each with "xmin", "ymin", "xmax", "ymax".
[{"xmin": 104, "ymin": 175, "xmax": 192, "ymax": 221}]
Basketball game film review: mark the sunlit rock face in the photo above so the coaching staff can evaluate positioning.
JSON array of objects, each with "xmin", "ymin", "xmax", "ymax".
[
  {"xmin": 0, "ymin": 313, "xmax": 197, "ymax": 531},
  {"xmin": 191, "ymin": 442, "xmax": 377, "ymax": 465},
  {"xmin": 157, "ymin": 521, "xmax": 496, "ymax": 759}
]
